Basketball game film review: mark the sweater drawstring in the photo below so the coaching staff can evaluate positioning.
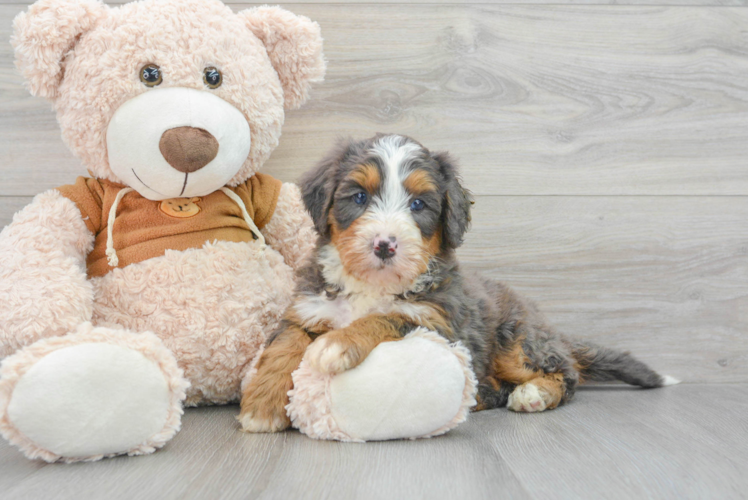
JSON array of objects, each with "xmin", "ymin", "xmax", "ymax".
[
  {"xmin": 105, "ymin": 187, "xmax": 134, "ymax": 267},
  {"xmin": 220, "ymin": 187, "xmax": 266, "ymax": 247},
  {"xmin": 106, "ymin": 187, "xmax": 265, "ymax": 269}
]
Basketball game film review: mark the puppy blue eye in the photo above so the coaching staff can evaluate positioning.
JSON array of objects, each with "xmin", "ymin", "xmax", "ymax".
[
  {"xmin": 410, "ymin": 199, "xmax": 425, "ymax": 211},
  {"xmin": 354, "ymin": 192, "xmax": 368, "ymax": 205}
]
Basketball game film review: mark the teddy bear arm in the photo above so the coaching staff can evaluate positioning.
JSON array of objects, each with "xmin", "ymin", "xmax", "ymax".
[
  {"xmin": 0, "ymin": 190, "xmax": 95, "ymax": 357},
  {"xmin": 261, "ymin": 182, "xmax": 317, "ymax": 272}
]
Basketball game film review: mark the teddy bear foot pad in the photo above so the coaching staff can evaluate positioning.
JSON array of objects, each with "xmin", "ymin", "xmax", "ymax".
[
  {"xmin": 0, "ymin": 324, "xmax": 188, "ymax": 462},
  {"xmin": 287, "ymin": 328, "xmax": 478, "ymax": 442}
]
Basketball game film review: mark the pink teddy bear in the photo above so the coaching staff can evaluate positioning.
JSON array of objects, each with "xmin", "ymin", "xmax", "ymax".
[{"xmin": 0, "ymin": 0, "xmax": 324, "ymax": 462}]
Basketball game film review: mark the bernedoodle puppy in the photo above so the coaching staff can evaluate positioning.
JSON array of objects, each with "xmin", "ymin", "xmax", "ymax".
[{"xmin": 239, "ymin": 133, "xmax": 677, "ymax": 432}]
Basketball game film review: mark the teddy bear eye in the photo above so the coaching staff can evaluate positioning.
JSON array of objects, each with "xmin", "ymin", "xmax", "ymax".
[
  {"xmin": 203, "ymin": 67, "xmax": 222, "ymax": 89},
  {"xmin": 139, "ymin": 64, "xmax": 162, "ymax": 87}
]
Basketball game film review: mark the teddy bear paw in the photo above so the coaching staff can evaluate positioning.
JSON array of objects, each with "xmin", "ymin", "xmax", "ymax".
[{"xmin": 0, "ymin": 327, "xmax": 188, "ymax": 462}]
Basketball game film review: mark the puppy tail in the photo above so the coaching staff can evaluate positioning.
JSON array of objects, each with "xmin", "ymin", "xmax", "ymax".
[{"xmin": 571, "ymin": 341, "xmax": 680, "ymax": 388}]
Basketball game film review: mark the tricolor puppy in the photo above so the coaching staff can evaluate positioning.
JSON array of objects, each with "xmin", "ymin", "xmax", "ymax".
[{"xmin": 239, "ymin": 134, "xmax": 677, "ymax": 432}]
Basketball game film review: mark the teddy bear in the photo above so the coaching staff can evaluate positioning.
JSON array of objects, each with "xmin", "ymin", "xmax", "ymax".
[
  {"xmin": 1, "ymin": 0, "xmax": 478, "ymax": 461},
  {"xmin": 0, "ymin": 0, "xmax": 325, "ymax": 462}
]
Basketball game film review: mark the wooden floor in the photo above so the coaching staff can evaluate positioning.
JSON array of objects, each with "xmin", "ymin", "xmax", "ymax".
[{"xmin": 1, "ymin": 384, "xmax": 745, "ymax": 499}]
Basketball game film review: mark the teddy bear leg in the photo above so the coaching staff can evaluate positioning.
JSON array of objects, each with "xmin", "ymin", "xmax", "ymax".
[
  {"xmin": 286, "ymin": 328, "xmax": 478, "ymax": 442},
  {"xmin": 0, "ymin": 323, "xmax": 188, "ymax": 463}
]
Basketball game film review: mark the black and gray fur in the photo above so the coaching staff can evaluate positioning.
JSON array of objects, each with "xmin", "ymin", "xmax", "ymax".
[{"xmin": 297, "ymin": 134, "xmax": 668, "ymax": 410}]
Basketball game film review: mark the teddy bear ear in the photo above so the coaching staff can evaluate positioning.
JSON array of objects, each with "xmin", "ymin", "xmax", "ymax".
[
  {"xmin": 239, "ymin": 6, "xmax": 326, "ymax": 110},
  {"xmin": 12, "ymin": 0, "xmax": 107, "ymax": 100}
]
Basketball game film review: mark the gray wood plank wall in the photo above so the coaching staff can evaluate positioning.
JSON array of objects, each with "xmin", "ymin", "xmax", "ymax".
[{"xmin": 1, "ymin": 2, "xmax": 746, "ymax": 383}]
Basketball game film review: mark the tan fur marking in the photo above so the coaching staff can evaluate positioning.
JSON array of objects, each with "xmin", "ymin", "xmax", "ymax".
[
  {"xmin": 572, "ymin": 346, "xmax": 594, "ymax": 384},
  {"xmin": 239, "ymin": 325, "xmax": 311, "ymax": 431},
  {"xmin": 403, "ymin": 169, "xmax": 437, "ymax": 195},
  {"xmin": 410, "ymin": 225, "xmax": 442, "ymax": 279},
  {"xmin": 424, "ymin": 230, "xmax": 441, "ymax": 257},
  {"xmin": 411, "ymin": 301, "xmax": 453, "ymax": 339},
  {"xmin": 329, "ymin": 215, "xmax": 376, "ymax": 279},
  {"xmin": 348, "ymin": 163, "xmax": 381, "ymax": 193},
  {"xmin": 421, "ymin": 229, "xmax": 442, "ymax": 263},
  {"xmin": 574, "ymin": 361, "xmax": 588, "ymax": 384},
  {"xmin": 492, "ymin": 338, "xmax": 541, "ymax": 384},
  {"xmin": 527, "ymin": 373, "xmax": 566, "ymax": 409},
  {"xmin": 487, "ymin": 376, "xmax": 501, "ymax": 391}
]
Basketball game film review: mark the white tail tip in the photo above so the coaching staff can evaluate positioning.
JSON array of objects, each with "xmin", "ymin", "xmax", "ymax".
[{"xmin": 661, "ymin": 375, "xmax": 681, "ymax": 386}]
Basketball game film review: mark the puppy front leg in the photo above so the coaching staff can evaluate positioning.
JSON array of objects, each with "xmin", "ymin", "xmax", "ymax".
[
  {"xmin": 305, "ymin": 314, "xmax": 415, "ymax": 374},
  {"xmin": 238, "ymin": 324, "xmax": 311, "ymax": 433}
]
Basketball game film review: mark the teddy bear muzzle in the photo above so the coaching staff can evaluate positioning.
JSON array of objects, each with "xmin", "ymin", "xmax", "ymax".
[{"xmin": 106, "ymin": 87, "xmax": 251, "ymax": 201}]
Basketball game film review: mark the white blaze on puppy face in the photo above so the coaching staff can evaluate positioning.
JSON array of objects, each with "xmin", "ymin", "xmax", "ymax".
[
  {"xmin": 369, "ymin": 136, "xmax": 422, "ymax": 221},
  {"xmin": 330, "ymin": 136, "xmax": 438, "ymax": 290}
]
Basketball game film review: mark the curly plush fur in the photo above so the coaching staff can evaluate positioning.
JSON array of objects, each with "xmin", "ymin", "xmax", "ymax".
[
  {"xmin": 12, "ymin": 0, "xmax": 325, "ymax": 186},
  {"xmin": 1, "ymin": 0, "xmax": 323, "ymax": 462},
  {"xmin": 0, "ymin": 190, "xmax": 94, "ymax": 358},
  {"xmin": 0, "ymin": 322, "xmax": 188, "ymax": 463},
  {"xmin": 262, "ymin": 183, "xmax": 319, "ymax": 272}
]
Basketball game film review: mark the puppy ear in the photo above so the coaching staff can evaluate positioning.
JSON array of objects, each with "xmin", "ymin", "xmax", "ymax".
[
  {"xmin": 12, "ymin": 0, "xmax": 107, "ymax": 100},
  {"xmin": 239, "ymin": 6, "xmax": 326, "ymax": 110},
  {"xmin": 434, "ymin": 152, "xmax": 473, "ymax": 249},
  {"xmin": 300, "ymin": 138, "xmax": 354, "ymax": 237}
]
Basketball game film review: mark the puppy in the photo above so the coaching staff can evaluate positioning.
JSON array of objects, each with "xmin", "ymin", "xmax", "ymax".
[{"xmin": 238, "ymin": 134, "xmax": 676, "ymax": 432}]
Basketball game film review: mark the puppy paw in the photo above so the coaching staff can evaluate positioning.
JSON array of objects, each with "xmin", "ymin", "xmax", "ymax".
[
  {"xmin": 237, "ymin": 411, "xmax": 290, "ymax": 433},
  {"xmin": 507, "ymin": 383, "xmax": 548, "ymax": 413},
  {"xmin": 238, "ymin": 392, "xmax": 290, "ymax": 433},
  {"xmin": 304, "ymin": 336, "xmax": 361, "ymax": 374}
]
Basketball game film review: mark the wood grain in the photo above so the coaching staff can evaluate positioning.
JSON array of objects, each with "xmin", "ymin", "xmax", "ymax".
[
  {"xmin": 0, "ymin": 196, "xmax": 31, "ymax": 228},
  {"xmin": 1, "ymin": 385, "xmax": 746, "ymax": 499},
  {"xmin": 2, "ymin": 5, "xmax": 748, "ymax": 195},
  {"xmin": 458, "ymin": 196, "xmax": 748, "ymax": 383},
  {"xmin": 477, "ymin": 383, "xmax": 748, "ymax": 499}
]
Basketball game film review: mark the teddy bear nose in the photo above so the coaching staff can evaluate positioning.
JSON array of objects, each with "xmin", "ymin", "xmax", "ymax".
[{"xmin": 159, "ymin": 126, "xmax": 219, "ymax": 173}]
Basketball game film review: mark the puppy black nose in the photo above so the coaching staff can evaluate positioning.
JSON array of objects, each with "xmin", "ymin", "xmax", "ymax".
[{"xmin": 373, "ymin": 237, "xmax": 397, "ymax": 260}]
